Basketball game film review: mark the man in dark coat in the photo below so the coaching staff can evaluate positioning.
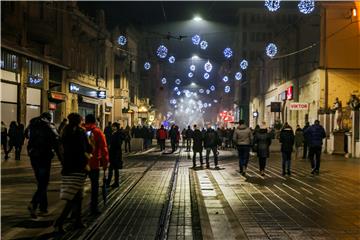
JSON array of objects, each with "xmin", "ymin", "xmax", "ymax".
[
  {"xmin": 185, "ymin": 126, "xmax": 193, "ymax": 152},
  {"xmin": 168, "ymin": 125, "xmax": 178, "ymax": 153},
  {"xmin": 192, "ymin": 125, "xmax": 204, "ymax": 167},
  {"xmin": 104, "ymin": 122, "xmax": 112, "ymax": 148},
  {"xmin": 26, "ymin": 112, "xmax": 61, "ymax": 218},
  {"xmin": 302, "ymin": 122, "xmax": 310, "ymax": 159},
  {"xmin": 107, "ymin": 123, "xmax": 125, "ymax": 188},
  {"xmin": 279, "ymin": 123, "xmax": 295, "ymax": 175},
  {"xmin": 204, "ymin": 126, "xmax": 220, "ymax": 168},
  {"xmin": 253, "ymin": 123, "xmax": 272, "ymax": 176},
  {"xmin": 304, "ymin": 120, "xmax": 326, "ymax": 175}
]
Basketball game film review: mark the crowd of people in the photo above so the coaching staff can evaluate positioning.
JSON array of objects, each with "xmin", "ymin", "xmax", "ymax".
[{"xmin": 1, "ymin": 111, "xmax": 327, "ymax": 233}]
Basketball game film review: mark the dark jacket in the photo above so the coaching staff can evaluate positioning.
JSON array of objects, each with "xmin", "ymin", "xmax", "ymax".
[
  {"xmin": 294, "ymin": 128, "xmax": 304, "ymax": 147},
  {"xmin": 26, "ymin": 117, "xmax": 60, "ymax": 166},
  {"xmin": 109, "ymin": 130, "xmax": 125, "ymax": 169},
  {"xmin": 104, "ymin": 126, "xmax": 112, "ymax": 147},
  {"xmin": 254, "ymin": 129, "xmax": 272, "ymax": 158},
  {"xmin": 61, "ymin": 125, "xmax": 91, "ymax": 174},
  {"xmin": 15, "ymin": 124, "xmax": 25, "ymax": 147},
  {"xmin": 169, "ymin": 127, "xmax": 178, "ymax": 141},
  {"xmin": 204, "ymin": 129, "xmax": 220, "ymax": 148},
  {"xmin": 279, "ymin": 127, "xmax": 295, "ymax": 152},
  {"xmin": 192, "ymin": 129, "xmax": 203, "ymax": 152},
  {"xmin": 8, "ymin": 123, "xmax": 17, "ymax": 146},
  {"xmin": 185, "ymin": 129, "xmax": 193, "ymax": 139},
  {"xmin": 304, "ymin": 124, "xmax": 326, "ymax": 147}
]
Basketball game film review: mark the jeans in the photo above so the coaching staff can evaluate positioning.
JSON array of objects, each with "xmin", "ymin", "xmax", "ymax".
[
  {"xmin": 258, "ymin": 157, "xmax": 267, "ymax": 171},
  {"xmin": 186, "ymin": 139, "xmax": 191, "ymax": 151},
  {"xmin": 89, "ymin": 169, "xmax": 100, "ymax": 212},
  {"xmin": 237, "ymin": 145, "xmax": 250, "ymax": 171},
  {"xmin": 31, "ymin": 165, "xmax": 51, "ymax": 211},
  {"xmin": 159, "ymin": 139, "xmax": 165, "ymax": 151},
  {"xmin": 107, "ymin": 164, "xmax": 119, "ymax": 186},
  {"xmin": 206, "ymin": 147, "xmax": 218, "ymax": 166},
  {"xmin": 309, "ymin": 146, "xmax": 322, "ymax": 171},
  {"xmin": 281, "ymin": 151, "xmax": 292, "ymax": 173},
  {"xmin": 125, "ymin": 140, "xmax": 131, "ymax": 152},
  {"xmin": 193, "ymin": 151, "xmax": 203, "ymax": 166}
]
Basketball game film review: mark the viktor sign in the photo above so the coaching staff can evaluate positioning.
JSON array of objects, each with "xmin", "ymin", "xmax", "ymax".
[{"xmin": 289, "ymin": 102, "xmax": 309, "ymax": 110}]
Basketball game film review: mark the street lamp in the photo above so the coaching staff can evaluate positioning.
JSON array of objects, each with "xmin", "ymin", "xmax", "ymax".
[
  {"xmin": 192, "ymin": 55, "xmax": 199, "ymax": 60},
  {"xmin": 193, "ymin": 16, "xmax": 202, "ymax": 21}
]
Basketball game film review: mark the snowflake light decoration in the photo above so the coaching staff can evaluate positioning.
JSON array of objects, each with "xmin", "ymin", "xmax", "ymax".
[
  {"xmin": 170, "ymin": 99, "xmax": 177, "ymax": 105},
  {"xmin": 175, "ymin": 79, "xmax": 181, "ymax": 85},
  {"xmin": 210, "ymin": 85, "xmax": 215, "ymax": 91},
  {"xmin": 223, "ymin": 48, "xmax": 233, "ymax": 59},
  {"xmin": 204, "ymin": 73, "xmax": 210, "ymax": 80},
  {"xmin": 117, "ymin": 35, "xmax": 127, "ymax": 46},
  {"xmin": 188, "ymin": 72, "xmax": 194, "ymax": 78},
  {"xmin": 161, "ymin": 77, "xmax": 167, "ymax": 84},
  {"xmin": 224, "ymin": 86, "xmax": 231, "ymax": 93},
  {"xmin": 192, "ymin": 35, "xmax": 201, "ymax": 45},
  {"xmin": 176, "ymin": 91, "xmax": 181, "ymax": 96},
  {"xmin": 200, "ymin": 40, "xmax": 208, "ymax": 50},
  {"xmin": 185, "ymin": 91, "xmax": 192, "ymax": 98},
  {"xmin": 265, "ymin": 0, "xmax": 281, "ymax": 12},
  {"xmin": 204, "ymin": 103, "xmax": 208, "ymax": 108},
  {"xmin": 222, "ymin": 76, "xmax": 229, "ymax": 82},
  {"xmin": 206, "ymin": 89, "xmax": 211, "ymax": 95},
  {"xmin": 298, "ymin": 0, "xmax": 315, "ymax": 14},
  {"xmin": 157, "ymin": 45, "xmax": 168, "ymax": 59},
  {"xmin": 174, "ymin": 87, "xmax": 179, "ymax": 91},
  {"xmin": 168, "ymin": 56, "xmax": 176, "ymax": 63},
  {"xmin": 144, "ymin": 62, "xmax": 151, "ymax": 70},
  {"xmin": 266, "ymin": 43, "xmax": 278, "ymax": 58},
  {"xmin": 240, "ymin": 60, "xmax": 248, "ymax": 70},
  {"xmin": 204, "ymin": 61, "xmax": 212, "ymax": 73},
  {"xmin": 235, "ymin": 72, "xmax": 242, "ymax": 81},
  {"xmin": 190, "ymin": 65, "xmax": 196, "ymax": 71},
  {"xmin": 214, "ymin": 99, "xmax": 218, "ymax": 103},
  {"xmin": 199, "ymin": 89, "xmax": 204, "ymax": 94}
]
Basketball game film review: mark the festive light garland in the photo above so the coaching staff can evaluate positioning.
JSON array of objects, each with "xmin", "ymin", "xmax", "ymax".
[
  {"xmin": 168, "ymin": 56, "xmax": 176, "ymax": 63},
  {"xmin": 298, "ymin": 0, "xmax": 315, "ymax": 14},
  {"xmin": 117, "ymin": 35, "xmax": 127, "ymax": 45},
  {"xmin": 192, "ymin": 35, "xmax": 201, "ymax": 45},
  {"xmin": 266, "ymin": 43, "xmax": 278, "ymax": 58},
  {"xmin": 157, "ymin": 45, "xmax": 168, "ymax": 59},
  {"xmin": 204, "ymin": 61, "xmax": 212, "ymax": 73},
  {"xmin": 188, "ymin": 72, "xmax": 194, "ymax": 78},
  {"xmin": 204, "ymin": 73, "xmax": 210, "ymax": 79},
  {"xmin": 190, "ymin": 65, "xmax": 196, "ymax": 71},
  {"xmin": 161, "ymin": 77, "xmax": 167, "ymax": 84},
  {"xmin": 265, "ymin": 0, "xmax": 281, "ymax": 12},
  {"xmin": 240, "ymin": 59, "xmax": 248, "ymax": 70},
  {"xmin": 222, "ymin": 76, "xmax": 229, "ymax": 82},
  {"xmin": 144, "ymin": 62, "xmax": 151, "ymax": 70},
  {"xmin": 223, "ymin": 47, "xmax": 233, "ymax": 59},
  {"xmin": 224, "ymin": 85, "xmax": 231, "ymax": 93},
  {"xmin": 200, "ymin": 40, "xmax": 208, "ymax": 50},
  {"xmin": 175, "ymin": 79, "xmax": 181, "ymax": 85},
  {"xmin": 235, "ymin": 72, "xmax": 242, "ymax": 81}
]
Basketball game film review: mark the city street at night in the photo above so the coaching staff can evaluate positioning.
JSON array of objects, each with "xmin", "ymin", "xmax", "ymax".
[{"xmin": 1, "ymin": 1, "xmax": 360, "ymax": 240}]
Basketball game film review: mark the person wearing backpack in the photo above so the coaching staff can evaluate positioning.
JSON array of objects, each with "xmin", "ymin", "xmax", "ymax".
[
  {"xmin": 84, "ymin": 114, "xmax": 109, "ymax": 215},
  {"xmin": 204, "ymin": 125, "xmax": 220, "ymax": 168},
  {"xmin": 233, "ymin": 120, "xmax": 253, "ymax": 175},
  {"xmin": 26, "ymin": 112, "xmax": 61, "ymax": 218}
]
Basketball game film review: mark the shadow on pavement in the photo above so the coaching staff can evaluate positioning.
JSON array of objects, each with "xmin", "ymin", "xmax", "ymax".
[{"xmin": 14, "ymin": 219, "xmax": 54, "ymax": 229}]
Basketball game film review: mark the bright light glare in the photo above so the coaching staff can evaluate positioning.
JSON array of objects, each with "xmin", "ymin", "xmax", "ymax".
[
  {"xmin": 193, "ymin": 16, "xmax": 202, "ymax": 21},
  {"xmin": 192, "ymin": 55, "xmax": 199, "ymax": 60}
]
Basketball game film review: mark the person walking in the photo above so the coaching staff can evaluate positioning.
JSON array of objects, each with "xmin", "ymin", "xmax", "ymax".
[
  {"xmin": 84, "ymin": 114, "xmax": 109, "ymax": 215},
  {"xmin": 107, "ymin": 122, "xmax": 124, "ymax": 188},
  {"xmin": 5, "ymin": 121, "xmax": 17, "ymax": 160},
  {"xmin": 302, "ymin": 122, "xmax": 310, "ymax": 159},
  {"xmin": 26, "ymin": 112, "xmax": 61, "ymax": 218},
  {"xmin": 294, "ymin": 125, "xmax": 304, "ymax": 159},
  {"xmin": 14, "ymin": 123, "xmax": 25, "ymax": 160},
  {"xmin": 185, "ymin": 126, "xmax": 193, "ymax": 152},
  {"xmin": 233, "ymin": 120, "xmax": 253, "ymax": 175},
  {"xmin": 204, "ymin": 126, "xmax": 220, "ymax": 168},
  {"xmin": 304, "ymin": 120, "xmax": 326, "ymax": 175},
  {"xmin": 124, "ymin": 125, "xmax": 131, "ymax": 153},
  {"xmin": 54, "ymin": 113, "xmax": 91, "ymax": 233},
  {"xmin": 1, "ymin": 121, "xmax": 8, "ymax": 155},
  {"xmin": 103, "ymin": 122, "xmax": 112, "ymax": 148},
  {"xmin": 192, "ymin": 125, "xmax": 204, "ymax": 167},
  {"xmin": 157, "ymin": 125, "xmax": 167, "ymax": 152},
  {"xmin": 253, "ymin": 122, "xmax": 272, "ymax": 176},
  {"xmin": 181, "ymin": 128, "xmax": 186, "ymax": 149},
  {"xmin": 169, "ymin": 125, "xmax": 178, "ymax": 153},
  {"xmin": 279, "ymin": 123, "xmax": 295, "ymax": 176}
]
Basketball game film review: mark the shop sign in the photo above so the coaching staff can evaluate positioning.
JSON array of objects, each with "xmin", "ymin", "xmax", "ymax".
[
  {"xmin": 69, "ymin": 83, "xmax": 104, "ymax": 99},
  {"xmin": 289, "ymin": 102, "xmax": 309, "ymax": 110},
  {"xmin": 48, "ymin": 91, "xmax": 66, "ymax": 103},
  {"xmin": 28, "ymin": 75, "xmax": 43, "ymax": 86},
  {"xmin": 271, "ymin": 102, "xmax": 281, "ymax": 112},
  {"xmin": 97, "ymin": 90, "xmax": 106, "ymax": 99}
]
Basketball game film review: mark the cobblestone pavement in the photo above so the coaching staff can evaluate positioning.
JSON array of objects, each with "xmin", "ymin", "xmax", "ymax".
[{"xmin": 1, "ymin": 145, "xmax": 360, "ymax": 240}]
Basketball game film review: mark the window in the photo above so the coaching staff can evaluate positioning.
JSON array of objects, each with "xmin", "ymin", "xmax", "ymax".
[
  {"xmin": 1, "ymin": 50, "xmax": 18, "ymax": 72},
  {"xmin": 27, "ymin": 59, "xmax": 43, "ymax": 78}
]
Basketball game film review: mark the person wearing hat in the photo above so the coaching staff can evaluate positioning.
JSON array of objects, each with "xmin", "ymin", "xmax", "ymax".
[{"xmin": 26, "ymin": 112, "xmax": 61, "ymax": 218}]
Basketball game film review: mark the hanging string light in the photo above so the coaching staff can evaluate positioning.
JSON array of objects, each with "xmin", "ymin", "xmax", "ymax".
[
  {"xmin": 240, "ymin": 60, "xmax": 248, "ymax": 70},
  {"xmin": 222, "ymin": 76, "xmax": 229, "ymax": 82},
  {"xmin": 223, "ymin": 47, "xmax": 233, "ymax": 59},
  {"xmin": 144, "ymin": 62, "xmax": 151, "ymax": 70},
  {"xmin": 224, "ymin": 85, "xmax": 231, "ymax": 93},
  {"xmin": 157, "ymin": 45, "xmax": 168, "ymax": 58},
  {"xmin": 190, "ymin": 64, "xmax": 196, "ymax": 71},
  {"xmin": 192, "ymin": 34, "xmax": 201, "ymax": 45},
  {"xmin": 298, "ymin": 0, "xmax": 315, "ymax": 14},
  {"xmin": 168, "ymin": 56, "xmax": 176, "ymax": 63},
  {"xmin": 210, "ymin": 85, "xmax": 215, "ymax": 91},
  {"xmin": 200, "ymin": 40, "xmax": 208, "ymax": 50},
  {"xmin": 161, "ymin": 77, "xmax": 167, "ymax": 84},
  {"xmin": 235, "ymin": 72, "xmax": 242, "ymax": 81},
  {"xmin": 265, "ymin": 0, "xmax": 281, "ymax": 12},
  {"xmin": 266, "ymin": 43, "xmax": 278, "ymax": 58},
  {"xmin": 117, "ymin": 35, "xmax": 127, "ymax": 45},
  {"xmin": 188, "ymin": 72, "xmax": 194, "ymax": 78},
  {"xmin": 204, "ymin": 73, "xmax": 210, "ymax": 79},
  {"xmin": 175, "ymin": 79, "xmax": 181, "ymax": 85},
  {"xmin": 204, "ymin": 61, "xmax": 212, "ymax": 73}
]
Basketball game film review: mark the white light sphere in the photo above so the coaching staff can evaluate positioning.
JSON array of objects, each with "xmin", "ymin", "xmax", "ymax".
[
  {"xmin": 298, "ymin": 0, "xmax": 315, "ymax": 14},
  {"xmin": 266, "ymin": 43, "xmax": 278, "ymax": 58},
  {"xmin": 200, "ymin": 40, "xmax": 208, "ymax": 50},
  {"xmin": 204, "ymin": 61, "xmax": 212, "ymax": 73},
  {"xmin": 222, "ymin": 76, "xmax": 229, "ymax": 82},
  {"xmin": 177, "ymin": 91, "xmax": 181, "ymax": 96},
  {"xmin": 199, "ymin": 89, "xmax": 204, "ymax": 94},
  {"xmin": 192, "ymin": 35, "xmax": 201, "ymax": 45},
  {"xmin": 204, "ymin": 73, "xmax": 210, "ymax": 80},
  {"xmin": 168, "ymin": 56, "xmax": 176, "ymax": 63},
  {"xmin": 240, "ymin": 60, "xmax": 248, "ymax": 70},
  {"xmin": 144, "ymin": 62, "xmax": 151, "ymax": 70},
  {"xmin": 190, "ymin": 65, "xmax": 196, "ymax": 71},
  {"xmin": 175, "ymin": 79, "xmax": 181, "ymax": 85},
  {"xmin": 224, "ymin": 85, "xmax": 231, "ymax": 93},
  {"xmin": 188, "ymin": 72, "xmax": 194, "ymax": 78},
  {"xmin": 117, "ymin": 35, "xmax": 127, "ymax": 45},
  {"xmin": 157, "ymin": 45, "xmax": 168, "ymax": 59},
  {"xmin": 161, "ymin": 77, "xmax": 167, "ymax": 84},
  {"xmin": 223, "ymin": 47, "xmax": 233, "ymax": 59},
  {"xmin": 235, "ymin": 72, "xmax": 242, "ymax": 81},
  {"xmin": 265, "ymin": 0, "xmax": 281, "ymax": 12},
  {"xmin": 210, "ymin": 85, "xmax": 215, "ymax": 91},
  {"xmin": 206, "ymin": 89, "xmax": 210, "ymax": 95}
]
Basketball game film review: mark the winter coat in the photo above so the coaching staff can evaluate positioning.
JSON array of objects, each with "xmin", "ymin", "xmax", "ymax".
[
  {"xmin": 109, "ymin": 130, "xmax": 125, "ymax": 169},
  {"xmin": 204, "ymin": 129, "xmax": 220, "ymax": 148},
  {"xmin": 253, "ymin": 129, "xmax": 272, "ymax": 158},
  {"xmin": 304, "ymin": 124, "xmax": 326, "ymax": 147},
  {"xmin": 302, "ymin": 124, "xmax": 310, "ymax": 143},
  {"xmin": 26, "ymin": 117, "xmax": 60, "ymax": 166},
  {"xmin": 8, "ymin": 123, "xmax": 17, "ymax": 146},
  {"xmin": 1, "ymin": 124, "xmax": 7, "ymax": 144},
  {"xmin": 61, "ymin": 125, "xmax": 91, "ymax": 174},
  {"xmin": 233, "ymin": 124, "xmax": 253, "ymax": 146},
  {"xmin": 169, "ymin": 128, "xmax": 178, "ymax": 141},
  {"xmin": 294, "ymin": 128, "xmax": 304, "ymax": 148},
  {"xmin": 192, "ymin": 129, "xmax": 203, "ymax": 152},
  {"xmin": 15, "ymin": 124, "xmax": 25, "ymax": 147},
  {"xmin": 185, "ymin": 129, "xmax": 193, "ymax": 139},
  {"xmin": 84, "ymin": 123, "xmax": 109, "ymax": 170},
  {"xmin": 279, "ymin": 127, "xmax": 295, "ymax": 152},
  {"xmin": 104, "ymin": 126, "xmax": 112, "ymax": 147}
]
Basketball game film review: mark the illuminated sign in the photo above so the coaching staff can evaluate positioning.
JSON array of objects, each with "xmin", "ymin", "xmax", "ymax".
[
  {"xmin": 97, "ymin": 91, "xmax": 106, "ymax": 99},
  {"xmin": 286, "ymin": 86, "xmax": 293, "ymax": 100},
  {"xmin": 289, "ymin": 102, "xmax": 309, "ymax": 110},
  {"xmin": 28, "ymin": 75, "xmax": 43, "ymax": 85},
  {"xmin": 70, "ymin": 84, "xmax": 80, "ymax": 92},
  {"xmin": 69, "ymin": 83, "xmax": 106, "ymax": 99}
]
